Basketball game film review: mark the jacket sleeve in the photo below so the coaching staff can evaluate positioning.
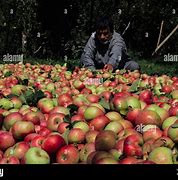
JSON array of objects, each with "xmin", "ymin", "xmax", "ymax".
[
  {"xmin": 80, "ymin": 34, "xmax": 96, "ymax": 70},
  {"xmin": 108, "ymin": 34, "xmax": 127, "ymax": 69}
]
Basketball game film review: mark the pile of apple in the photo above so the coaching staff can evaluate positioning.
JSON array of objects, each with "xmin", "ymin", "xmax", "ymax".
[{"xmin": 0, "ymin": 63, "xmax": 178, "ymax": 164}]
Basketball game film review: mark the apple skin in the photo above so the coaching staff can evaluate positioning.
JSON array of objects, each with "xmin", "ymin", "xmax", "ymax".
[
  {"xmin": 3, "ymin": 112, "xmax": 23, "ymax": 131},
  {"xmin": 85, "ymin": 130, "xmax": 99, "ymax": 143},
  {"xmin": 148, "ymin": 147, "xmax": 173, "ymax": 164},
  {"xmin": 0, "ymin": 130, "xmax": 16, "ymax": 151},
  {"xmin": 142, "ymin": 125, "xmax": 163, "ymax": 142},
  {"xmin": 0, "ymin": 156, "xmax": 20, "ymax": 164},
  {"xmin": 41, "ymin": 133, "xmax": 66, "ymax": 154},
  {"xmin": 162, "ymin": 116, "xmax": 178, "ymax": 130},
  {"xmin": 135, "ymin": 109, "xmax": 162, "ymax": 127},
  {"xmin": 4, "ymin": 141, "xmax": 30, "ymax": 160},
  {"xmin": 167, "ymin": 123, "xmax": 178, "ymax": 143},
  {"xmin": 84, "ymin": 106, "xmax": 104, "ymax": 121},
  {"xmin": 95, "ymin": 130, "xmax": 117, "ymax": 151},
  {"xmin": 89, "ymin": 115, "xmax": 110, "ymax": 131},
  {"xmin": 11, "ymin": 120, "xmax": 35, "ymax": 139},
  {"xmin": 23, "ymin": 111, "xmax": 41, "ymax": 125},
  {"xmin": 37, "ymin": 98, "xmax": 54, "ymax": 114},
  {"xmin": 119, "ymin": 156, "xmax": 138, "ymax": 164},
  {"xmin": 123, "ymin": 134, "xmax": 143, "ymax": 157},
  {"xmin": 105, "ymin": 111, "xmax": 123, "ymax": 122},
  {"xmin": 24, "ymin": 147, "xmax": 50, "ymax": 164},
  {"xmin": 67, "ymin": 128, "xmax": 86, "ymax": 144},
  {"xmin": 79, "ymin": 142, "xmax": 95, "ymax": 162},
  {"xmin": 104, "ymin": 121, "xmax": 124, "ymax": 134},
  {"xmin": 30, "ymin": 135, "xmax": 45, "ymax": 148},
  {"xmin": 73, "ymin": 121, "xmax": 89, "ymax": 133},
  {"xmin": 46, "ymin": 113, "xmax": 65, "ymax": 131},
  {"xmin": 56, "ymin": 145, "xmax": 79, "ymax": 164}
]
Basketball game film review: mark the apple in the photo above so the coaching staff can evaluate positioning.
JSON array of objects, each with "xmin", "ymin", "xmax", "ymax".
[
  {"xmin": 139, "ymin": 90, "xmax": 153, "ymax": 104},
  {"xmin": 85, "ymin": 130, "xmax": 99, "ymax": 143},
  {"xmin": 4, "ymin": 141, "xmax": 30, "ymax": 160},
  {"xmin": 79, "ymin": 142, "xmax": 95, "ymax": 162},
  {"xmin": 29, "ymin": 134, "xmax": 45, "ymax": 147},
  {"xmin": 57, "ymin": 122, "xmax": 70, "ymax": 134},
  {"xmin": 50, "ymin": 106, "xmax": 70, "ymax": 115},
  {"xmin": 11, "ymin": 84, "xmax": 26, "ymax": 96},
  {"xmin": 95, "ymin": 157, "xmax": 118, "ymax": 164},
  {"xmin": 125, "ymin": 96, "xmax": 141, "ymax": 109},
  {"xmin": 148, "ymin": 147, "xmax": 173, "ymax": 164},
  {"xmin": 171, "ymin": 90, "xmax": 178, "ymax": 99},
  {"xmin": 162, "ymin": 116, "xmax": 178, "ymax": 130},
  {"xmin": 57, "ymin": 93, "xmax": 73, "ymax": 107},
  {"xmin": 104, "ymin": 121, "xmax": 124, "ymax": 134},
  {"xmin": 123, "ymin": 134, "xmax": 143, "ymax": 157},
  {"xmin": 37, "ymin": 98, "xmax": 54, "ymax": 114},
  {"xmin": 46, "ymin": 113, "xmax": 65, "ymax": 131},
  {"xmin": 73, "ymin": 121, "xmax": 89, "ymax": 133},
  {"xmin": 135, "ymin": 109, "xmax": 162, "ymax": 127},
  {"xmin": 24, "ymin": 133, "xmax": 40, "ymax": 143},
  {"xmin": 84, "ymin": 106, "xmax": 104, "ymax": 121},
  {"xmin": 23, "ymin": 111, "xmax": 41, "ymax": 125},
  {"xmin": 11, "ymin": 120, "xmax": 35, "ymax": 139},
  {"xmin": 0, "ymin": 156, "xmax": 20, "ymax": 164},
  {"xmin": 167, "ymin": 123, "xmax": 178, "ymax": 143},
  {"xmin": 126, "ymin": 108, "xmax": 141, "ymax": 124},
  {"xmin": 119, "ymin": 156, "xmax": 138, "ymax": 164},
  {"xmin": 38, "ymin": 127, "xmax": 51, "ymax": 137},
  {"xmin": 112, "ymin": 96, "xmax": 128, "ymax": 115},
  {"xmin": 89, "ymin": 115, "xmax": 110, "ymax": 131},
  {"xmin": 88, "ymin": 151, "xmax": 113, "ymax": 164},
  {"xmin": 56, "ymin": 144, "xmax": 79, "ymax": 164},
  {"xmin": 10, "ymin": 96, "xmax": 23, "ymax": 109},
  {"xmin": 41, "ymin": 133, "xmax": 66, "ymax": 154},
  {"xmin": 24, "ymin": 147, "xmax": 50, "ymax": 164},
  {"xmin": 142, "ymin": 125, "xmax": 163, "ymax": 142},
  {"xmin": 105, "ymin": 111, "xmax": 123, "ymax": 122},
  {"xmin": 67, "ymin": 128, "xmax": 86, "ymax": 144},
  {"xmin": 0, "ymin": 130, "xmax": 15, "ymax": 151},
  {"xmin": 95, "ymin": 130, "xmax": 117, "ymax": 151},
  {"xmin": 3, "ymin": 112, "xmax": 23, "ymax": 130}
]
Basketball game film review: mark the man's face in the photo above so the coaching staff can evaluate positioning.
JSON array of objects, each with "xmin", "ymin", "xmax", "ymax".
[{"xmin": 96, "ymin": 28, "xmax": 112, "ymax": 44}]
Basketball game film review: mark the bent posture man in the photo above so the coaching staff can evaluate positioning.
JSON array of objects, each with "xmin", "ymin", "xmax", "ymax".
[{"xmin": 80, "ymin": 16, "xmax": 140, "ymax": 72}]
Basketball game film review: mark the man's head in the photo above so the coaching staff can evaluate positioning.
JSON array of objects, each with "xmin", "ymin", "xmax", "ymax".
[{"xmin": 95, "ymin": 16, "xmax": 113, "ymax": 44}]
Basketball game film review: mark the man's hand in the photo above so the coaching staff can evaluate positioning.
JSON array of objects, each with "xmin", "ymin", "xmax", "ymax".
[{"xmin": 103, "ymin": 64, "xmax": 113, "ymax": 72}]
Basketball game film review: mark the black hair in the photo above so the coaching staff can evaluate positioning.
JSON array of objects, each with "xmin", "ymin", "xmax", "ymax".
[{"xmin": 95, "ymin": 16, "xmax": 114, "ymax": 33}]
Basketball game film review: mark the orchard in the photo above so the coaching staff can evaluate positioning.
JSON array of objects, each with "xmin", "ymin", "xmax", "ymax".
[{"xmin": 0, "ymin": 62, "xmax": 178, "ymax": 164}]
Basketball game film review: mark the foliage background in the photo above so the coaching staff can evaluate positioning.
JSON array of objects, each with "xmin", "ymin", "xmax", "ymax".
[{"xmin": 0, "ymin": 0, "xmax": 177, "ymax": 75}]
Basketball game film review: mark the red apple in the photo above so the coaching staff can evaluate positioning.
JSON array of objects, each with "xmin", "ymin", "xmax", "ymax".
[
  {"xmin": 56, "ymin": 144, "xmax": 79, "ymax": 164},
  {"xmin": 41, "ymin": 133, "xmax": 66, "ymax": 154}
]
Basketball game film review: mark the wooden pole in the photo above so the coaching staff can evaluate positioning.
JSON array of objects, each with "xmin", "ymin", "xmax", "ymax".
[
  {"xmin": 156, "ymin": 20, "xmax": 164, "ymax": 48},
  {"xmin": 152, "ymin": 24, "xmax": 178, "ymax": 56}
]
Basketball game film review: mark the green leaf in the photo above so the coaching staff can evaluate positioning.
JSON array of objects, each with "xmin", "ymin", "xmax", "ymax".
[
  {"xmin": 99, "ymin": 97, "xmax": 110, "ymax": 110},
  {"xmin": 4, "ymin": 71, "xmax": 12, "ymax": 77},
  {"xmin": 18, "ymin": 78, "xmax": 29, "ymax": 86},
  {"xmin": 67, "ymin": 104, "xmax": 78, "ymax": 115}
]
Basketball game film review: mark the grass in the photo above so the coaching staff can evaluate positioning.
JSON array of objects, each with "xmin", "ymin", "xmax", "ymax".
[{"xmin": 2, "ymin": 55, "xmax": 177, "ymax": 77}]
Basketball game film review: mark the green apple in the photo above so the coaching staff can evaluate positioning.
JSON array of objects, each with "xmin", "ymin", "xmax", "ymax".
[{"xmin": 24, "ymin": 147, "xmax": 50, "ymax": 164}]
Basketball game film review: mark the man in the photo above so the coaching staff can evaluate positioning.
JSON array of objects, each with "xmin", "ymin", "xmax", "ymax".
[{"xmin": 80, "ymin": 16, "xmax": 140, "ymax": 72}]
